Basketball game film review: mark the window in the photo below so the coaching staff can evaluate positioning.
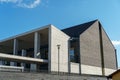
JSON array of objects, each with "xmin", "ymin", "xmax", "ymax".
[
  {"xmin": 70, "ymin": 48, "xmax": 75, "ymax": 62},
  {"xmin": 69, "ymin": 39, "xmax": 79, "ymax": 63}
]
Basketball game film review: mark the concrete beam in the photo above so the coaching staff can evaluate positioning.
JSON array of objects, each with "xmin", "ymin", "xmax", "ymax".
[{"xmin": 0, "ymin": 53, "xmax": 48, "ymax": 64}]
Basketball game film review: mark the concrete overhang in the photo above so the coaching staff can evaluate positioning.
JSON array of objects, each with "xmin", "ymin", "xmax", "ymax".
[
  {"xmin": 0, "ymin": 25, "xmax": 51, "ymax": 52},
  {"xmin": 0, "ymin": 53, "xmax": 48, "ymax": 64},
  {"xmin": 0, "ymin": 24, "xmax": 51, "ymax": 43}
]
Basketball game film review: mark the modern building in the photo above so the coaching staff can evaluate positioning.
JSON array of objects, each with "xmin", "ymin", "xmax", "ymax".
[{"xmin": 0, "ymin": 20, "xmax": 117, "ymax": 76}]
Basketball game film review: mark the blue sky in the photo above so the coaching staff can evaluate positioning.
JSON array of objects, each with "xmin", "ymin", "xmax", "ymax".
[{"xmin": 0, "ymin": 0, "xmax": 120, "ymax": 67}]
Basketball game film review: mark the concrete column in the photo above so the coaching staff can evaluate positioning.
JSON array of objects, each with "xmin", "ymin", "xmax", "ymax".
[
  {"xmin": 31, "ymin": 32, "xmax": 40, "ymax": 71},
  {"xmin": 0, "ymin": 60, "xmax": 2, "ymax": 65},
  {"xmin": 34, "ymin": 32, "xmax": 41, "ymax": 58},
  {"xmin": 13, "ymin": 39, "xmax": 18, "ymax": 55},
  {"xmin": 10, "ymin": 39, "xmax": 18, "ymax": 66},
  {"xmin": 21, "ymin": 49, "xmax": 26, "ymax": 67}
]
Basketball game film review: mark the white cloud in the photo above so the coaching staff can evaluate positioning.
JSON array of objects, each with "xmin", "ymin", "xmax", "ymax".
[
  {"xmin": 0, "ymin": 0, "xmax": 41, "ymax": 8},
  {"xmin": 0, "ymin": 0, "xmax": 18, "ymax": 3},
  {"xmin": 112, "ymin": 40, "xmax": 120, "ymax": 46},
  {"xmin": 17, "ymin": 0, "xmax": 41, "ymax": 8}
]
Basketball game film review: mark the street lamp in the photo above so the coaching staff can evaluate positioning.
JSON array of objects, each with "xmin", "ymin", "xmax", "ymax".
[{"xmin": 57, "ymin": 44, "xmax": 60, "ymax": 74}]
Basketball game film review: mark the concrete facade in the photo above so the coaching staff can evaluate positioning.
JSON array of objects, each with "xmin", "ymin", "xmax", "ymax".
[
  {"xmin": 0, "ymin": 20, "xmax": 117, "ymax": 78},
  {"xmin": 70, "ymin": 62, "xmax": 79, "ymax": 73},
  {"xmin": 0, "ymin": 71, "xmax": 108, "ymax": 80},
  {"xmin": 49, "ymin": 25, "xmax": 69, "ymax": 72},
  {"xmin": 101, "ymin": 26, "xmax": 117, "ymax": 75},
  {"xmin": 80, "ymin": 21, "xmax": 102, "ymax": 75}
]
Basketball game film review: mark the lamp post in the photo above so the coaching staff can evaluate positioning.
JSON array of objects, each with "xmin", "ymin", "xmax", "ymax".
[{"xmin": 57, "ymin": 44, "xmax": 60, "ymax": 74}]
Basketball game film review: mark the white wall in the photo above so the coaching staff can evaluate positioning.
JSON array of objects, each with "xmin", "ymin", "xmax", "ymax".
[
  {"xmin": 49, "ymin": 25, "xmax": 70, "ymax": 72},
  {"xmin": 81, "ymin": 64, "xmax": 102, "ymax": 75},
  {"xmin": 104, "ymin": 68, "xmax": 116, "ymax": 76},
  {"xmin": 70, "ymin": 62, "xmax": 79, "ymax": 73}
]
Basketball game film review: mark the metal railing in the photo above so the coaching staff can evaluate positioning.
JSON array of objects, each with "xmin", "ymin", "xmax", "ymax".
[{"xmin": 0, "ymin": 65, "xmax": 24, "ymax": 72}]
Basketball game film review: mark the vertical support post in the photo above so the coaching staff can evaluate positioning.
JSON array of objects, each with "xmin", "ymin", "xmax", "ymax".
[
  {"xmin": 31, "ymin": 32, "xmax": 40, "ymax": 71},
  {"xmin": 77, "ymin": 38, "xmax": 81, "ymax": 75},
  {"xmin": 35, "ymin": 32, "xmax": 41, "ymax": 58},
  {"xmin": 57, "ymin": 44, "xmax": 60, "ymax": 74},
  {"xmin": 48, "ymin": 27, "xmax": 51, "ymax": 73},
  {"xmin": 0, "ymin": 60, "xmax": 2, "ymax": 65},
  {"xmin": 11, "ymin": 39, "xmax": 18, "ymax": 66},
  {"xmin": 13, "ymin": 39, "xmax": 18, "ymax": 55},
  {"xmin": 115, "ymin": 49, "xmax": 118, "ymax": 69},
  {"xmin": 21, "ymin": 49, "xmax": 26, "ymax": 67},
  {"xmin": 68, "ymin": 39, "xmax": 71, "ymax": 74},
  {"xmin": 0, "ymin": 48, "xmax": 2, "ymax": 65}
]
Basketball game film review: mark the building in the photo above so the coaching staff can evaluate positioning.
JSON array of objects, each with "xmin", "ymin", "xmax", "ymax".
[
  {"xmin": 108, "ymin": 69, "xmax": 120, "ymax": 80},
  {"xmin": 0, "ymin": 20, "xmax": 117, "ymax": 76}
]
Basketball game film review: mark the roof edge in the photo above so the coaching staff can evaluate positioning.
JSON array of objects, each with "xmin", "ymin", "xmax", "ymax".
[
  {"xmin": 98, "ymin": 21, "xmax": 116, "ymax": 50},
  {"xmin": 62, "ymin": 19, "xmax": 98, "ymax": 30},
  {"xmin": 0, "ymin": 24, "xmax": 51, "ymax": 42}
]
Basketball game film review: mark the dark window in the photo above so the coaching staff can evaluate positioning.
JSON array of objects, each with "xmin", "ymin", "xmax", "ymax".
[
  {"xmin": 70, "ymin": 48, "xmax": 75, "ymax": 62},
  {"xmin": 69, "ymin": 39, "xmax": 79, "ymax": 63}
]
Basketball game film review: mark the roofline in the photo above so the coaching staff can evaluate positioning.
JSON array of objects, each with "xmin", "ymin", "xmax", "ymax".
[
  {"xmin": 98, "ymin": 21, "xmax": 118, "ymax": 70},
  {"xmin": 51, "ymin": 25, "xmax": 70, "ymax": 38},
  {"xmin": 98, "ymin": 21, "xmax": 116, "ymax": 50},
  {"xmin": 62, "ymin": 19, "xmax": 98, "ymax": 30},
  {"xmin": 0, "ymin": 24, "xmax": 52, "ymax": 42},
  {"xmin": 79, "ymin": 20, "xmax": 98, "ymax": 36}
]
